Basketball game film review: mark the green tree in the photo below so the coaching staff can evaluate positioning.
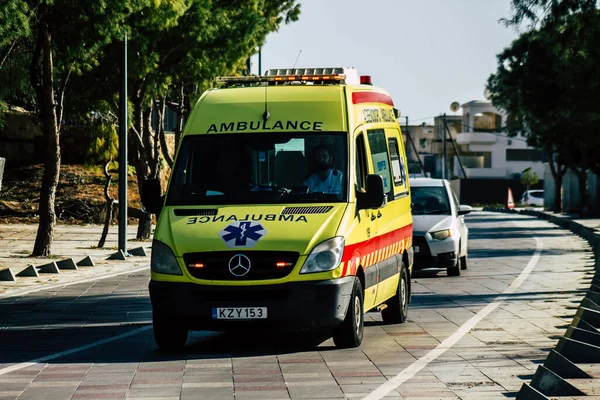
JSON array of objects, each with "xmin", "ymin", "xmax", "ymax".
[
  {"xmin": 488, "ymin": 10, "xmax": 600, "ymax": 214},
  {"xmin": 0, "ymin": 0, "xmax": 144, "ymax": 256},
  {"xmin": 487, "ymin": 28, "xmax": 567, "ymax": 212},
  {"xmin": 520, "ymin": 167, "xmax": 539, "ymax": 198},
  {"xmin": 0, "ymin": 100, "xmax": 6, "ymax": 129},
  {"xmin": 503, "ymin": 0, "xmax": 598, "ymax": 27},
  {"xmin": 117, "ymin": 0, "xmax": 301, "ymax": 239}
]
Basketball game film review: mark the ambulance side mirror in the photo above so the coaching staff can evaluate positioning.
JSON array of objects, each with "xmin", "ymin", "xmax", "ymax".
[
  {"xmin": 357, "ymin": 174, "xmax": 387, "ymax": 210},
  {"xmin": 141, "ymin": 178, "xmax": 164, "ymax": 215}
]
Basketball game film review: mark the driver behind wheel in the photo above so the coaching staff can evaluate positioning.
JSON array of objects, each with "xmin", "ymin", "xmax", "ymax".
[{"xmin": 303, "ymin": 143, "xmax": 343, "ymax": 194}]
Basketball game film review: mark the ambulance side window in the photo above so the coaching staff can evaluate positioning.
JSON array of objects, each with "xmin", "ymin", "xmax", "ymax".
[
  {"xmin": 367, "ymin": 129, "xmax": 392, "ymax": 198},
  {"xmin": 388, "ymin": 137, "xmax": 408, "ymax": 196},
  {"xmin": 356, "ymin": 134, "xmax": 367, "ymax": 191}
]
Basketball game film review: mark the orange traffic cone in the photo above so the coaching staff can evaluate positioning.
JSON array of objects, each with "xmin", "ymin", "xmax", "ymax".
[{"xmin": 506, "ymin": 188, "xmax": 515, "ymax": 209}]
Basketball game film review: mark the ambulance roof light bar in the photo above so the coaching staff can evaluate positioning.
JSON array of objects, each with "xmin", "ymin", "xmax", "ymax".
[{"xmin": 216, "ymin": 67, "xmax": 361, "ymax": 87}]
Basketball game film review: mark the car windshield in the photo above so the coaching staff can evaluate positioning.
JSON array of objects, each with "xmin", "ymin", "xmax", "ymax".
[
  {"xmin": 166, "ymin": 133, "xmax": 348, "ymax": 206},
  {"xmin": 411, "ymin": 186, "xmax": 451, "ymax": 215}
]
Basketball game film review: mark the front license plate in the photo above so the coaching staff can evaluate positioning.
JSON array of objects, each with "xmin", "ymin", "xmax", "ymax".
[
  {"xmin": 414, "ymin": 246, "xmax": 420, "ymax": 253},
  {"xmin": 212, "ymin": 307, "xmax": 267, "ymax": 320}
]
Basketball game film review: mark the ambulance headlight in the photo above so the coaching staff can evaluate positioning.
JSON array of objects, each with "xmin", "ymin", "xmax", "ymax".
[
  {"xmin": 151, "ymin": 240, "xmax": 183, "ymax": 275},
  {"xmin": 300, "ymin": 237, "xmax": 345, "ymax": 274}
]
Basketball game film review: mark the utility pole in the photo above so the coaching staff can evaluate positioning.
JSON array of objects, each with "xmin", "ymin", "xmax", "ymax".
[
  {"xmin": 442, "ymin": 113, "xmax": 447, "ymax": 179},
  {"xmin": 403, "ymin": 116, "xmax": 425, "ymax": 176},
  {"xmin": 444, "ymin": 117, "xmax": 468, "ymax": 179},
  {"xmin": 118, "ymin": 32, "xmax": 128, "ymax": 254},
  {"xmin": 258, "ymin": 47, "xmax": 262, "ymax": 75}
]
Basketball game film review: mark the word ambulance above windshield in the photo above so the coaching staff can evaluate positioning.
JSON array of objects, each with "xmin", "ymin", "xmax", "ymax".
[{"xmin": 207, "ymin": 120, "xmax": 324, "ymax": 133}]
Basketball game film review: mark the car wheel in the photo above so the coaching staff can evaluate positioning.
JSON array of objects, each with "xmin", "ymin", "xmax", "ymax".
[
  {"xmin": 460, "ymin": 253, "xmax": 468, "ymax": 270},
  {"xmin": 332, "ymin": 277, "xmax": 364, "ymax": 348},
  {"xmin": 447, "ymin": 259, "xmax": 460, "ymax": 276},
  {"xmin": 153, "ymin": 312, "xmax": 189, "ymax": 351},
  {"xmin": 381, "ymin": 262, "xmax": 409, "ymax": 324}
]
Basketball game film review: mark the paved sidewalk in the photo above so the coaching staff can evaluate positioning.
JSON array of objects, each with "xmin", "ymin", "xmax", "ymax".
[{"xmin": 0, "ymin": 224, "xmax": 152, "ymax": 298}]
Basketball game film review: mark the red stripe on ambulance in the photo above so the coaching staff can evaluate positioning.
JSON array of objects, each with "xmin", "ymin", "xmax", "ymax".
[{"xmin": 340, "ymin": 224, "xmax": 412, "ymax": 276}]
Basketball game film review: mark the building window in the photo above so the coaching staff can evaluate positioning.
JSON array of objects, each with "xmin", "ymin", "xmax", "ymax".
[
  {"xmin": 506, "ymin": 149, "xmax": 543, "ymax": 162},
  {"xmin": 460, "ymin": 151, "xmax": 492, "ymax": 168},
  {"xmin": 473, "ymin": 112, "xmax": 502, "ymax": 132}
]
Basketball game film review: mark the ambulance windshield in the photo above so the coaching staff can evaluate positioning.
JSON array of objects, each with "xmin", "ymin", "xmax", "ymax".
[{"xmin": 166, "ymin": 133, "xmax": 348, "ymax": 205}]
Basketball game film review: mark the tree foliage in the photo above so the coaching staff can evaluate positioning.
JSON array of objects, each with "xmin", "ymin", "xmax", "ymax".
[
  {"xmin": 0, "ymin": 0, "xmax": 302, "ymax": 248},
  {"xmin": 490, "ymin": 4, "xmax": 600, "ymax": 213},
  {"xmin": 503, "ymin": 0, "xmax": 598, "ymax": 28}
]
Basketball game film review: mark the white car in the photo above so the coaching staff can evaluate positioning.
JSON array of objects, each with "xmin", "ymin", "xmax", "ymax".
[
  {"xmin": 410, "ymin": 178, "xmax": 471, "ymax": 276},
  {"xmin": 521, "ymin": 190, "xmax": 544, "ymax": 207}
]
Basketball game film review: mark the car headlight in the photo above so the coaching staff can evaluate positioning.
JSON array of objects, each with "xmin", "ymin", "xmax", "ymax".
[
  {"xmin": 151, "ymin": 239, "xmax": 183, "ymax": 275},
  {"xmin": 430, "ymin": 229, "xmax": 451, "ymax": 241},
  {"xmin": 300, "ymin": 237, "xmax": 345, "ymax": 274}
]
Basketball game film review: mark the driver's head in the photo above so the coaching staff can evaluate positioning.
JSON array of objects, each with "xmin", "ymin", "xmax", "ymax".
[{"xmin": 314, "ymin": 144, "xmax": 333, "ymax": 171}]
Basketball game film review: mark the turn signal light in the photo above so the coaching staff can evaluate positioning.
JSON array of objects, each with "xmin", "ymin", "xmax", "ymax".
[
  {"xmin": 188, "ymin": 263, "xmax": 205, "ymax": 269},
  {"xmin": 276, "ymin": 262, "xmax": 293, "ymax": 268}
]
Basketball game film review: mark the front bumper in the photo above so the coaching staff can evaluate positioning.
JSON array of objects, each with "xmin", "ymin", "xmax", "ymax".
[
  {"xmin": 149, "ymin": 277, "xmax": 355, "ymax": 331},
  {"xmin": 413, "ymin": 235, "xmax": 458, "ymax": 270}
]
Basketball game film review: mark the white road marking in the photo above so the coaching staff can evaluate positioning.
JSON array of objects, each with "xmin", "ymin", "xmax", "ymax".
[
  {"xmin": 363, "ymin": 237, "xmax": 543, "ymax": 400},
  {"xmin": 0, "ymin": 265, "xmax": 148, "ymax": 299},
  {"xmin": 0, "ymin": 325, "xmax": 152, "ymax": 376}
]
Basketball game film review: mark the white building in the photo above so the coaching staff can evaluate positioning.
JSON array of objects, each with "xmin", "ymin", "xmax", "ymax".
[{"xmin": 454, "ymin": 100, "xmax": 544, "ymax": 179}]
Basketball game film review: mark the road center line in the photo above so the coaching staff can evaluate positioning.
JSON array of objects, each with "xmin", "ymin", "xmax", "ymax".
[
  {"xmin": 0, "ymin": 325, "xmax": 152, "ymax": 376},
  {"xmin": 363, "ymin": 236, "xmax": 543, "ymax": 400}
]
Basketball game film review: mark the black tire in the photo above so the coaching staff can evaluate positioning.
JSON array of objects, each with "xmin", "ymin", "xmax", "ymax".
[
  {"xmin": 332, "ymin": 277, "xmax": 364, "ymax": 348},
  {"xmin": 153, "ymin": 313, "xmax": 189, "ymax": 351},
  {"xmin": 447, "ymin": 259, "xmax": 461, "ymax": 276},
  {"xmin": 460, "ymin": 253, "xmax": 468, "ymax": 270},
  {"xmin": 381, "ymin": 262, "xmax": 409, "ymax": 324}
]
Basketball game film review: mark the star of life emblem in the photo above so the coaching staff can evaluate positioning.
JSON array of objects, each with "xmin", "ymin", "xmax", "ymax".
[{"xmin": 219, "ymin": 221, "xmax": 267, "ymax": 248}]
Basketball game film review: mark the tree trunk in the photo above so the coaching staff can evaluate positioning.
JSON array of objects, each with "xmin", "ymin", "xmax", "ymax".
[
  {"xmin": 174, "ymin": 82, "xmax": 184, "ymax": 148},
  {"xmin": 577, "ymin": 169, "xmax": 589, "ymax": 215},
  {"xmin": 144, "ymin": 105, "xmax": 161, "ymax": 180},
  {"xmin": 32, "ymin": 24, "xmax": 60, "ymax": 257},
  {"xmin": 157, "ymin": 94, "xmax": 173, "ymax": 168},
  {"xmin": 130, "ymin": 84, "xmax": 153, "ymax": 240},
  {"xmin": 553, "ymin": 173, "xmax": 563, "ymax": 213},
  {"xmin": 546, "ymin": 144, "xmax": 566, "ymax": 213},
  {"xmin": 98, "ymin": 161, "xmax": 114, "ymax": 248}
]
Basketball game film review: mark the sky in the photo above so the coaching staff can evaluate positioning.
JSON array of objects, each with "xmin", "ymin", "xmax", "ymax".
[{"xmin": 251, "ymin": 0, "xmax": 520, "ymax": 125}]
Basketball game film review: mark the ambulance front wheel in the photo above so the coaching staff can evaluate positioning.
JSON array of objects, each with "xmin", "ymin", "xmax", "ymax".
[
  {"xmin": 381, "ymin": 262, "xmax": 409, "ymax": 324},
  {"xmin": 153, "ymin": 312, "xmax": 189, "ymax": 351},
  {"xmin": 332, "ymin": 277, "xmax": 364, "ymax": 348}
]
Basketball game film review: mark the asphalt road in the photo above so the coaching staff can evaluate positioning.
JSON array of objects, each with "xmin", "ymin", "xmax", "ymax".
[{"xmin": 0, "ymin": 212, "xmax": 593, "ymax": 400}]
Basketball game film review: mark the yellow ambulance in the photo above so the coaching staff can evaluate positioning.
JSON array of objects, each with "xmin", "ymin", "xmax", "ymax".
[{"xmin": 142, "ymin": 67, "xmax": 414, "ymax": 350}]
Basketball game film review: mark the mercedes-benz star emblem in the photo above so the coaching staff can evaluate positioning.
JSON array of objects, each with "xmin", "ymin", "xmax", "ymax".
[{"xmin": 228, "ymin": 254, "xmax": 251, "ymax": 277}]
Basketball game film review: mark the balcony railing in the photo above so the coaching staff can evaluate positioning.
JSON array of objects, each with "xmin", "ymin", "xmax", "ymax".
[{"xmin": 456, "ymin": 132, "xmax": 497, "ymax": 145}]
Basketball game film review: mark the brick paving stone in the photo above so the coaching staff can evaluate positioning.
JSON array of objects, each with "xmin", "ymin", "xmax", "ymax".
[
  {"xmin": 180, "ymin": 387, "xmax": 234, "ymax": 400},
  {"xmin": 287, "ymin": 383, "xmax": 345, "ymax": 399},
  {"xmin": 16, "ymin": 386, "xmax": 78, "ymax": 399},
  {"xmin": 183, "ymin": 374, "xmax": 232, "ymax": 384},
  {"xmin": 125, "ymin": 387, "xmax": 181, "ymax": 398}
]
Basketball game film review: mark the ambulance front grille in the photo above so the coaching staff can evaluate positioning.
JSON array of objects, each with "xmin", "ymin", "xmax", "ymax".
[
  {"xmin": 282, "ymin": 206, "xmax": 333, "ymax": 215},
  {"xmin": 183, "ymin": 251, "xmax": 299, "ymax": 280}
]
